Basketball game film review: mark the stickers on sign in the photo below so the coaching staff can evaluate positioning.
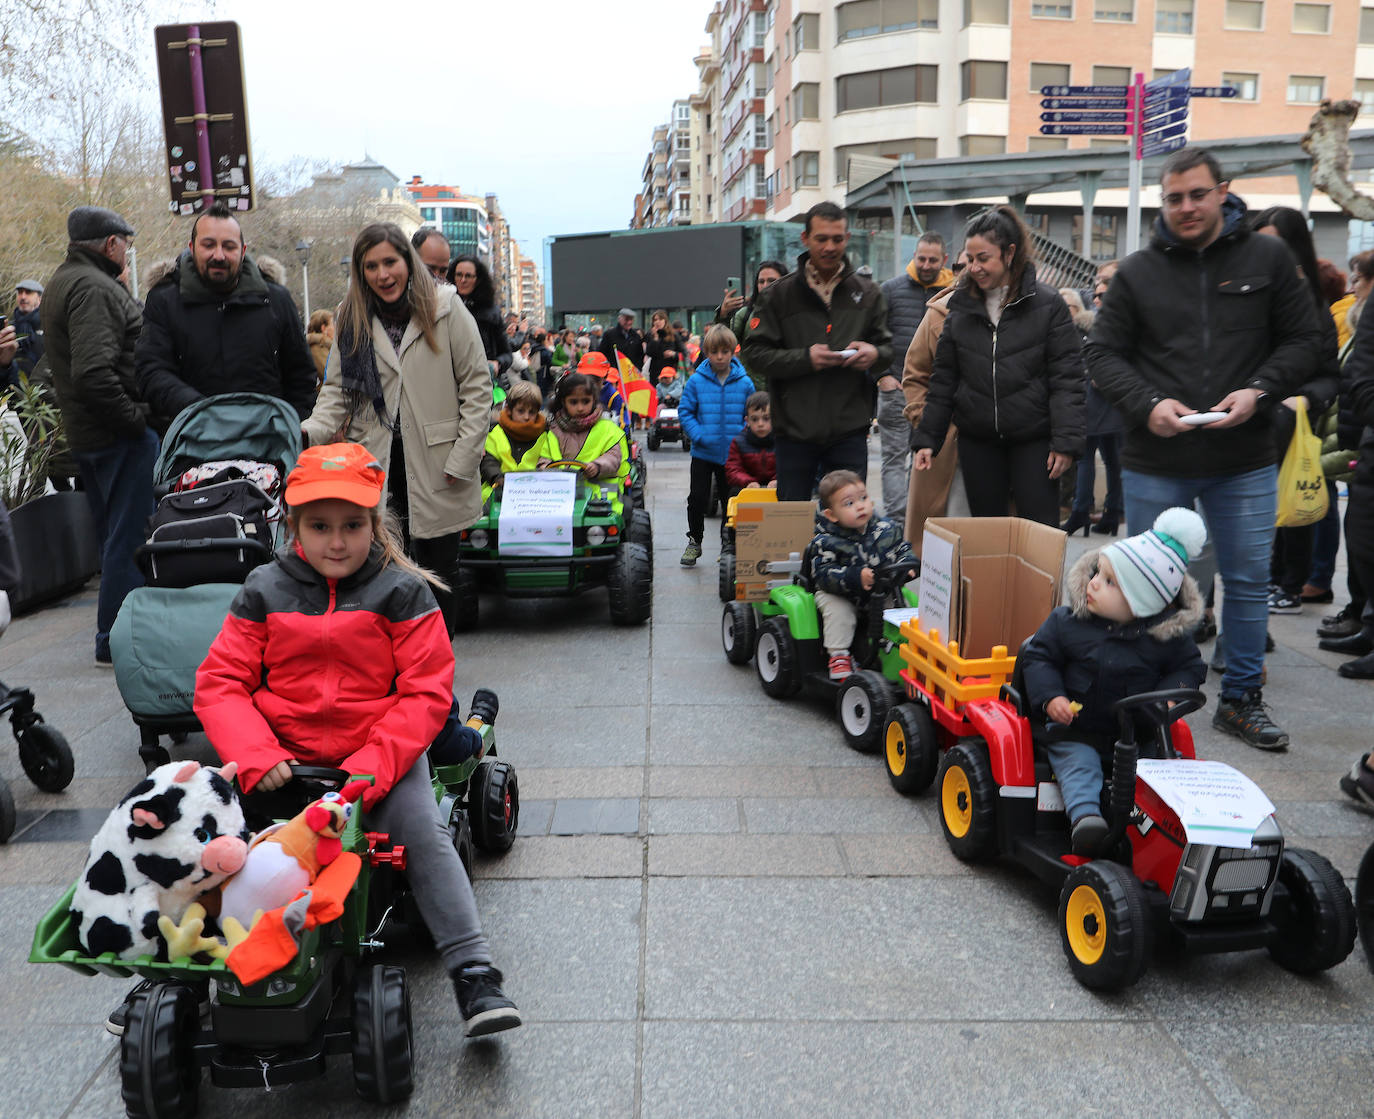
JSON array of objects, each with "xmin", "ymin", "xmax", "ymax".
[{"xmin": 171, "ymin": 146, "xmax": 183, "ymax": 158}]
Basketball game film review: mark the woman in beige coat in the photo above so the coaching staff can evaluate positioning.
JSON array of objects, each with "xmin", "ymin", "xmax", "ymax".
[
  {"xmin": 303, "ymin": 222, "xmax": 491, "ymax": 634},
  {"xmin": 901, "ymin": 283, "xmax": 960, "ymax": 552}
]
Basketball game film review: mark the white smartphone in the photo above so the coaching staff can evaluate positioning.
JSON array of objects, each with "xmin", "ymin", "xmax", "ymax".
[
  {"xmin": 1180, "ymin": 411, "xmax": 1229, "ymax": 425},
  {"xmin": 837, "ymin": 348, "xmax": 858, "ymax": 358}
]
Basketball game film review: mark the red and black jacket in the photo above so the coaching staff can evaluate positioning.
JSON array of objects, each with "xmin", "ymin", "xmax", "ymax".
[
  {"xmin": 725, "ymin": 428, "xmax": 776, "ymax": 491},
  {"xmin": 195, "ymin": 542, "xmax": 453, "ymax": 809}
]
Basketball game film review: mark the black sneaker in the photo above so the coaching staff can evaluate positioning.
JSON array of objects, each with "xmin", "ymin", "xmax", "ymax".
[
  {"xmin": 680, "ymin": 538, "xmax": 702, "ymax": 567},
  {"xmin": 105, "ymin": 979, "xmax": 210, "ymax": 1036},
  {"xmin": 468, "ymin": 688, "xmax": 499, "ymax": 726},
  {"xmin": 1340, "ymin": 754, "xmax": 1374, "ymax": 809},
  {"xmin": 1319, "ymin": 602, "xmax": 1363, "ymax": 639},
  {"xmin": 1071, "ymin": 813, "xmax": 1110, "ymax": 856},
  {"xmin": 1213, "ymin": 690, "xmax": 1289, "ymax": 751},
  {"xmin": 453, "ymin": 963, "xmax": 522, "ymax": 1037},
  {"xmin": 1267, "ymin": 590, "xmax": 1302, "ymax": 615}
]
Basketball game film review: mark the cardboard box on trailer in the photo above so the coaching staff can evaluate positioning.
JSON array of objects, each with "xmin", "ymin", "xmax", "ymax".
[
  {"xmin": 734, "ymin": 501, "xmax": 816, "ymax": 602},
  {"xmin": 917, "ymin": 517, "xmax": 1066, "ymax": 658}
]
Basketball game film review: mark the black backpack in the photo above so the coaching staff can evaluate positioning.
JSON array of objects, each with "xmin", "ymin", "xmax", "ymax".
[{"xmin": 140, "ymin": 478, "xmax": 275, "ymax": 588}]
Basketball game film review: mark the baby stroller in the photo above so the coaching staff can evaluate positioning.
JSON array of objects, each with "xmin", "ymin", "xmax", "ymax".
[{"xmin": 111, "ymin": 393, "xmax": 302, "ymax": 773}]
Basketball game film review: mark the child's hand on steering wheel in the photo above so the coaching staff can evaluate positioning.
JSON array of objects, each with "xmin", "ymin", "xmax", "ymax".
[{"xmin": 256, "ymin": 759, "xmax": 297, "ymax": 792}]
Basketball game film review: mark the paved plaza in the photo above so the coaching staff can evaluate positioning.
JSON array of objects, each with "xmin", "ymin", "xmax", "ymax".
[{"xmin": 3, "ymin": 438, "xmax": 1373, "ymax": 1118}]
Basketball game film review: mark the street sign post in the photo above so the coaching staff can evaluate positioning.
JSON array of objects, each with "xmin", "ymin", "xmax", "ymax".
[
  {"xmin": 1040, "ymin": 123, "xmax": 1131, "ymax": 135},
  {"xmin": 1040, "ymin": 112, "xmax": 1129, "ymax": 123},
  {"xmin": 1041, "ymin": 97, "xmax": 1129, "ymax": 110},
  {"xmin": 154, "ymin": 21, "xmax": 254, "ymax": 216}
]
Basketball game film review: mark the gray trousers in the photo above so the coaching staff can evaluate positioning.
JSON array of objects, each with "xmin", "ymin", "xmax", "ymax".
[
  {"xmin": 367, "ymin": 758, "xmax": 491, "ymax": 971},
  {"xmin": 876, "ymin": 387, "xmax": 910, "ymax": 523}
]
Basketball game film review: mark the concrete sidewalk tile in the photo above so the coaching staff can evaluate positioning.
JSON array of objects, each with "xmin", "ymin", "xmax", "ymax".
[
  {"xmin": 1274, "ymin": 800, "xmax": 1374, "ymax": 839},
  {"xmin": 515, "ymin": 766, "xmax": 643, "ymax": 800},
  {"xmin": 474, "ymin": 835, "xmax": 644, "ymax": 879},
  {"xmin": 651, "ymin": 621, "xmax": 734, "ymax": 661},
  {"xmin": 647, "ymin": 797, "xmax": 740, "ymax": 834},
  {"xmin": 640, "ymin": 1022, "xmax": 1223, "ymax": 1119},
  {"xmin": 0, "ymin": 1025, "xmax": 117, "ymax": 1118},
  {"xmin": 471, "ymin": 879, "xmax": 643, "ymax": 1022},
  {"xmin": 650, "ymin": 663, "xmax": 771, "ymax": 706},
  {"xmin": 549, "ymin": 797, "xmax": 640, "ymax": 835},
  {"xmin": 647, "ymin": 834, "xmax": 847, "ymax": 877},
  {"xmin": 0, "ymin": 840, "xmax": 89, "ymax": 886},
  {"xmin": 644, "ymin": 876, "xmax": 1144, "ymax": 1022},
  {"xmin": 499, "ymin": 705, "xmax": 647, "ymax": 768},
  {"xmin": 649, "ymin": 703, "xmax": 870, "ymax": 767},
  {"xmin": 1165, "ymin": 1020, "xmax": 1374, "ymax": 1118},
  {"xmin": 516, "ymin": 800, "xmax": 554, "ymax": 836},
  {"xmin": 649, "ymin": 764, "xmax": 819, "ymax": 798},
  {"xmin": 742, "ymin": 795, "xmax": 931, "ymax": 835},
  {"xmin": 808, "ymin": 763, "xmax": 897, "ymax": 797},
  {"xmin": 839, "ymin": 834, "xmax": 977, "ymax": 877}
]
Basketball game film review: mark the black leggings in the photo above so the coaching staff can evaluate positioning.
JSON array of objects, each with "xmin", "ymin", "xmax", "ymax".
[{"xmin": 956, "ymin": 435, "xmax": 1059, "ymax": 526}]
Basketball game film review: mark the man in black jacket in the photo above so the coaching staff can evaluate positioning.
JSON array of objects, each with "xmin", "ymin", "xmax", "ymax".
[
  {"xmin": 42, "ymin": 206, "xmax": 156, "ymax": 666},
  {"xmin": 599, "ymin": 309, "xmax": 645, "ymax": 372},
  {"xmin": 135, "ymin": 202, "xmax": 318, "ymax": 426},
  {"xmin": 1085, "ymin": 148, "xmax": 1321, "ymax": 751},
  {"xmin": 1, "ymin": 279, "xmax": 45, "ymax": 389},
  {"xmin": 878, "ymin": 234, "xmax": 954, "ymax": 523},
  {"xmin": 741, "ymin": 202, "xmax": 892, "ymax": 500}
]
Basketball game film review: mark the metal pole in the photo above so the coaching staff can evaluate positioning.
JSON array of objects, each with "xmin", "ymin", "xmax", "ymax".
[
  {"xmin": 186, "ymin": 25, "xmax": 216, "ymax": 210},
  {"xmin": 128, "ymin": 245, "xmax": 140, "ymax": 301},
  {"xmin": 302, "ymin": 261, "xmax": 310, "ymax": 320},
  {"xmin": 1126, "ymin": 71, "xmax": 1144, "ymax": 255}
]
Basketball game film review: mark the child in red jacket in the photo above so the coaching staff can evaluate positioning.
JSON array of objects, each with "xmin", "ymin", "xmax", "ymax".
[
  {"xmin": 195, "ymin": 442, "xmax": 521, "ymax": 1038},
  {"xmin": 724, "ymin": 391, "xmax": 777, "ymax": 493}
]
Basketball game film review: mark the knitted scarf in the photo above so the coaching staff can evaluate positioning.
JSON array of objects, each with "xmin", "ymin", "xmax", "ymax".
[
  {"xmin": 499, "ymin": 410, "xmax": 547, "ymax": 441},
  {"xmin": 552, "ymin": 402, "xmax": 603, "ymax": 434},
  {"xmin": 338, "ymin": 297, "xmax": 411, "ymax": 427}
]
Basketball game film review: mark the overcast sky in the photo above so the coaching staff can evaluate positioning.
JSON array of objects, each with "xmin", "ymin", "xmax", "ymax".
[{"xmin": 225, "ymin": 0, "xmax": 709, "ymax": 263}]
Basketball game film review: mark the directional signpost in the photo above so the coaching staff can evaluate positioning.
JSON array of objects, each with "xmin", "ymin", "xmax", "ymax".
[{"xmin": 1038, "ymin": 67, "xmax": 1235, "ymax": 252}]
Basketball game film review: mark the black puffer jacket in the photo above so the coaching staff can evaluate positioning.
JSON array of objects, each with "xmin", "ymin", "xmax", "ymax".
[
  {"xmin": 1342, "ymin": 307, "xmax": 1374, "ymax": 482},
  {"xmin": 464, "ymin": 298, "xmax": 512, "ymax": 382},
  {"xmin": 1021, "ymin": 550, "xmax": 1206, "ymax": 751},
  {"xmin": 912, "ymin": 262, "xmax": 1084, "ymax": 456},
  {"xmin": 740, "ymin": 252, "xmax": 893, "ymax": 444},
  {"xmin": 40, "ymin": 246, "xmax": 148, "ymax": 453},
  {"xmin": 881, "ymin": 265, "xmax": 954, "ymax": 370},
  {"xmin": 1084, "ymin": 194, "xmax": 1322, "ymax": 477},
  {"xmin": 136, "ymin": 251, "xmax": 318, "ymax": 425}
]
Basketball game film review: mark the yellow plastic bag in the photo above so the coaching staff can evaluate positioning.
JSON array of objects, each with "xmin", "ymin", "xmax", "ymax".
[{"xmin": 1275, "ymin": 399, "xmax": 1329, "ymax": 527}]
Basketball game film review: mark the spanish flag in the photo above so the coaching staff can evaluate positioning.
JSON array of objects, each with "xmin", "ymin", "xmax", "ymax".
[{"xmin": 615, "ymin": 349, "xmax": 658, "ymax": 418}]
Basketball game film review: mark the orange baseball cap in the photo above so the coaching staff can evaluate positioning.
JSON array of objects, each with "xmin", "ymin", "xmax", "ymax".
[
  {"xmin": 577, "ymin": 352, "xmax": 612, "ymax": 377},
  {"xmin": 285, "ymin": 443, "xmax": 386, "ymax": 508}
]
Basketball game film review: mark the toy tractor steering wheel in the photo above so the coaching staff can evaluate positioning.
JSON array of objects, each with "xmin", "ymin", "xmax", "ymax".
[
  {"xmin": 542, "ymin": 459, "xmax": 589, "ymax": 472},
  {"xmin": 1110, "ymin": 688, "xmax": 1206, "ymax": 747},
  {"xmin": 869, "ymin": 559, "xmax": 921, "ymax": 593}
]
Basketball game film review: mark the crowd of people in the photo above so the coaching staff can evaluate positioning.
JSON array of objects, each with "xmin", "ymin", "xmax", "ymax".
[{"xmin": 5, "ymin": 146, "xmax": 1374, "ymax": 1038}]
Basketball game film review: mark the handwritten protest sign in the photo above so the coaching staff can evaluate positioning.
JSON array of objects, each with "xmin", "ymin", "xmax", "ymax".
[
  {"xmin": 498, "ymin": 471, "xmax": 576, "ymax": 556},
  {"xmin": 917, "ymin": 530, "xmax": 954, "ymax": 641},
  {"xmin": 1136, "ymin": 759, "xmax": 1275, "ymax": 847}
]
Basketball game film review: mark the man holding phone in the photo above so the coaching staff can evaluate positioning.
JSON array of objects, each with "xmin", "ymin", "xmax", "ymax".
[
  {"xmin": 741, "ymin": 201, "xmax": 892, "ymax": 500},
  {"xmin": 1, "ymin": 279, "xmax": 45, "ymax": 389}
]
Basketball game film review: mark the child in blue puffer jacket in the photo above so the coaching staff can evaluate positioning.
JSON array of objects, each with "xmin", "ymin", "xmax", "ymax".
[{"xmin": 678, "ymin": 323, "xmax": 755, "ymax": 566}]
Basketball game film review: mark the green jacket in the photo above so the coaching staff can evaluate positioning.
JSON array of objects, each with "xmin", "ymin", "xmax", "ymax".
[
  {"xmin": 740, "ymin": 252, "xmax": 892, "ymax": 444},
  {"xmin": 40, "ymin": 246, "xmax": 148, "ymax": 453}
]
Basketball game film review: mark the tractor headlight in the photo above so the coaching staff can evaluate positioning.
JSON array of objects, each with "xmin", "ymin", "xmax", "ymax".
[
  {"xmin": 468, "ymin": 529, "xmax": 489, "ymax": 550},
  {"xmin": 586, "ymin": 526, "xmax": 607, "ymax": 546}
]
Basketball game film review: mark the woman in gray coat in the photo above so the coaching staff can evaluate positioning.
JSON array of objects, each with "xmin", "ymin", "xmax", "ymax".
[{"xmin": 304, "ymin": 223, "xmax": 491, "ymax": 635}]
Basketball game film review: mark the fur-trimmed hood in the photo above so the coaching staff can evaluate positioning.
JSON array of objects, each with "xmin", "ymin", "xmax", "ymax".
[{"xmin": 1064, "ymin": 549, "xmax": 1203, "ymax": 641}]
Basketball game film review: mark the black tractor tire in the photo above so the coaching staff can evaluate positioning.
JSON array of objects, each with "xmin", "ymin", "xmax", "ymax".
[
  {"xmin": 681, "ymin": 435, "xmax": 691, "ymax": 453},
  {"xmin": 754, "ymin": 616, "xmax": 801, "ymax": 698},
  {"xmin": 351, "ymin": 964, "xmax": 414, "ymax": 1104},
  {"xmin": 884, "ymin": 702, "xmax": 939, "ymax": 795},
  {"xmin": 835, "ymin": 670, "xmax": 896, "ymax": 754},
  {"xmin": 447, "ymin": 801, "xmax": 475, "ymax": 878},
  {"xmin": 717, "ymin": 552, "xmax": 737, "ymax": 602},
  {"xmin": 608, "ymin": 542, "xmax": 653, "ymax": 625},
  {"xmin": 1356, "ymin": 841, "xmax": 1374, "ymax": 970},
  {"xmin": 18, "ymin": 720, "xmax": 75, "ymax": 792},
  {"xmin": 628, "ymin": 508, "xmax": 654, "ymax": 562},
  {"xmin": 1058, "ymin": 860, "xmax": 1154, "ymax": 991},
  {"xmin": 721, "ymin": 602, "xmax": 756, "ymax": 665},
  {"xmin": 935, "ymin": 741, "xmax": 998, "ymax": 861},
  {"xmin": 468, "ymin": 758, "xmax": 519, "ymax": 853},
  {"xmin": 0, "ymin": 775, "xmax": 14, "ymax": 843},
  {"xmin": 453, "ymin": 565, "xmax": 480, "ymax": 633},
  {"xmin": 647, "ymin": 429, "xmax": 661, "ymax": 451},
  {"xmin": 1269, "ymin": 847, "xmax": 1357, "ymax": 974},
  {"xmin": 120, "ymin": 981, "xmax": 201, "ymax": 1119}
]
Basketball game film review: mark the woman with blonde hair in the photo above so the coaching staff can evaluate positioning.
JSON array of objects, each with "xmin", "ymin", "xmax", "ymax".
[{"xmin": 303, "ymin": 222, "xmax": 491, "ymax": 635}]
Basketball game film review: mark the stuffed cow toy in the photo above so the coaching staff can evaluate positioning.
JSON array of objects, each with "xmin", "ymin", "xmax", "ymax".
[{"xmin": 71, "ymin": 760, "xmax": 249, "ymax": 959}]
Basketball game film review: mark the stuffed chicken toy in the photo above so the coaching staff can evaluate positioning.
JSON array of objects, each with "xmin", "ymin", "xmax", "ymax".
[{"xmin": 71, "ymin": 761, "xmax": 249, "ymax": 959}]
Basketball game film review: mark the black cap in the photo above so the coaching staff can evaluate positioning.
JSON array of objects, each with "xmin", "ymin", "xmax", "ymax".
[{"xmin": 67, "ymin": 206, "xmax": 134, "ymax": 242}]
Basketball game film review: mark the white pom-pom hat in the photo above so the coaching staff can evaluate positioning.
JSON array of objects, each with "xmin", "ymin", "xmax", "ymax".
[{"xmin": 1100, "ymin": 507, "xmax": 1207, "ymax": 620}]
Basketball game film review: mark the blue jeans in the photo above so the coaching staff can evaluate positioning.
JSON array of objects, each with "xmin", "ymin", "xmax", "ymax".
[
  {"xmin": 73, "ymin": 428, "xmax": 159, "ymax": 658},
  {"xmin": 775, "ymin": 432, "xmax": 868, "ymax": 502},
  {"xmin": 1071, "ymin": 434, "xmax": 1123, "ymax": 517},
  {"xmin": 1044, "ymin": 739, "xmax": 1105, "ymax": 823},
  {"xmin": 1123, "ymin": 465, "xmax": 1276, "ymax": 697}
]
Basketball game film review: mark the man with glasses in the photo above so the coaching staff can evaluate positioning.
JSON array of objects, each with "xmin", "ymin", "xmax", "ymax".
[
  {"xmin": 413, "ymin": 228, "xmax": 452, "ymax": 283},
  {"xmin": 1086, "ymin": 147, "xmax": 1320, "ymax": 750},
  {"xmin": 42, "ymin": 206, "xmax": 155, "ymax": 666}
]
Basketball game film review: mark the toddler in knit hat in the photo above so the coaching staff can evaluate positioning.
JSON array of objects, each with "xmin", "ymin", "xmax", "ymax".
[{"xmin": 1019, "ymin": 508, "xmax": 1209, "ymax": 855}]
